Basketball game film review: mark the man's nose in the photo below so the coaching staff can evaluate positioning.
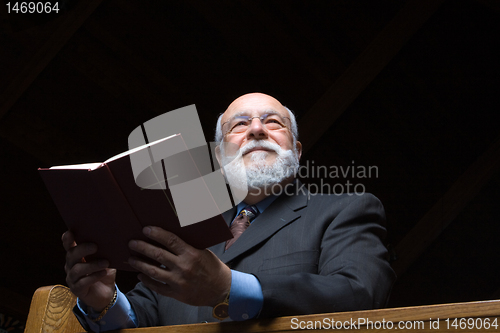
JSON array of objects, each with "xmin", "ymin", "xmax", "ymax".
[{"xmin": 246, "ymin": 118, "xmax": 268, "ymax": 139}]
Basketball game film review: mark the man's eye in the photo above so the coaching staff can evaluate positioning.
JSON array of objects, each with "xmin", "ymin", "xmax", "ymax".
[
  {"xmin": 231, "ymin": 121, "xmax": 249, "ymax": 131},
  {"xmin": 234, "ymin": 121, "xmax": 248, "ymax": 127},
  {"xmin": 265, "ymin": 119, "xmax": 284, "ymax": 127}
]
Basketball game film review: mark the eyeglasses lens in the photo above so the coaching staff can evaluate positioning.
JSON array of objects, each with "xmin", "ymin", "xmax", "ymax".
[{"xmin": 226, "ymin": 114, "xmax": 288, "ymax": 134}]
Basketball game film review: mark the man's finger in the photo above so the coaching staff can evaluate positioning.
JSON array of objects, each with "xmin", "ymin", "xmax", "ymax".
[
  {"xmin": 69, "ymin": 269, "xmax": 108, "ymax": 293},
  {"xmin": 66, "ymin": 260, "xmax": 109, "ymax": 287},
  {"xmin": 66, "ymin": 243, "xmax": 98, "ymax": 269},
  {"xmin": 62, "ymin": 231, "xmax": 77, "ymax": 251},
  {"xmin": 128, "ymin": 256, "xmax": 173, "ymax": 284},
  {"xmin": 143, "ymin": 226, "xmax": 187, "ymax": 255},
  {"xmin": 128, "ymin": 239, "xmax": 177, "ymax": 268},
  {"xmin": 137, "ymin": 273, "xmax": 174, "ymax": 297}
]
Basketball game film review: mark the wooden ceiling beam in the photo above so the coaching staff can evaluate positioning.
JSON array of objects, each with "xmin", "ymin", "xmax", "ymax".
[
  {"xmin": 392, "ymin": 135, "xmax": 500, "ymax": 277},
  {"xmin": 0, "ymin": 0, "xmax": 104, "ymax": 121},
  {"xmin": 299, "ymin": 0, "xmax": 445, "ymax": 153}
]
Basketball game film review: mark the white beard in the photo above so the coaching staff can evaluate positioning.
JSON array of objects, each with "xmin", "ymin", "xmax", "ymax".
[{"xmin": 220, "ymin": 140, "xmax": 299, "ymax": 194}]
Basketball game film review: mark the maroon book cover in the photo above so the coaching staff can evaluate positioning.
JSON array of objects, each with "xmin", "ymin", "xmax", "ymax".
[{"xmin": 39, "ymin": 137, "xmax": 233, "ymax": 271}]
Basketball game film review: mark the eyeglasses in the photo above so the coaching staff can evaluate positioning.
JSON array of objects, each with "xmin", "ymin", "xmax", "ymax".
[{"xmin": 222, "ymin": 113, "xmax": 291, "ymax": 137}]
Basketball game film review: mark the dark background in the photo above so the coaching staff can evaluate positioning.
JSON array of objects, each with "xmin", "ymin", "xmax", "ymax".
[{"xmin": 1, "ymin": 0, "xmax": 500, "ymax": 328}]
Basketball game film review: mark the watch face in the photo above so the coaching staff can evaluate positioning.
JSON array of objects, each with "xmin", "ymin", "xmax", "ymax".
[{"xmin": 213, "ymin": 303, "xmax": 229, "ymax": 319}]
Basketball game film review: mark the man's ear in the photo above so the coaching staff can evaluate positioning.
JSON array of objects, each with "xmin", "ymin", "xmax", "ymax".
[{"xmin": 295, "ymin": 140, "xmax": 302, "ymax": 161}]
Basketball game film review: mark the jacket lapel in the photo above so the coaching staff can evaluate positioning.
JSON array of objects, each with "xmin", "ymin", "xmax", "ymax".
[{"xmin": 218, "ymin": 181, "xmax": 309, "ymax": 264}]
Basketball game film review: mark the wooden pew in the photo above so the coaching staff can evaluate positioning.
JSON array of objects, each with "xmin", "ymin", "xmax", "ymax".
[{"xmin": 25, "ymin": 285, "xmax": 500, "ymax": 332}]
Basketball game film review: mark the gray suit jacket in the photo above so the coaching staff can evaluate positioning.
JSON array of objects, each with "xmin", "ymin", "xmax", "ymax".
[{"xmin": 126, "ymin": 181, "xmax": 396, "ymax": 326}]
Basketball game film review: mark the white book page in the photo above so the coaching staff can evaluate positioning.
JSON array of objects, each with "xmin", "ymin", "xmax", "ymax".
[
  {"xmin": 104, "ymin": 133, "xmax": 180, "ymax": 164},
  {"xmin": 47, "ymin": 134, "xmax": 180, "ymax": 170},
  {"xmin": 49, "ymin": 163, "xmax": 103, "ymax": 170}
]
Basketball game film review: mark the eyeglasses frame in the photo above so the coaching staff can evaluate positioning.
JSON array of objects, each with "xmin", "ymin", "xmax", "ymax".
[{"xmin": 221, "ymin": 113, "xmax": 291, "ymax": 138}]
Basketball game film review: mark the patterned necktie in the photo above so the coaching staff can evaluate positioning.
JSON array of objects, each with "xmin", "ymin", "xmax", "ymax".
[{"xmin": 225, "ymin": 205, "xmax": 259, "ymax": 250}]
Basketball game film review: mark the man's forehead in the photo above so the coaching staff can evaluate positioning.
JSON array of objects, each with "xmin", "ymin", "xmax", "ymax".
[
  {"xmin": 223, "ymin": 96, "xmax": 287, "ymax": 122},
  {"xmin": 230, "ymin": 109, "xmax": 282, "ymax": 118}
]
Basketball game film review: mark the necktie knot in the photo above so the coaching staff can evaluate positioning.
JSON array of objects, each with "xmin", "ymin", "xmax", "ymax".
[
  {"xmin": 240, "ymin": 205, "xmax": 258, "ymax": 221},
  {"xmin": 225, "ymin": 205, "xmax": 259, "ymax": 250}
]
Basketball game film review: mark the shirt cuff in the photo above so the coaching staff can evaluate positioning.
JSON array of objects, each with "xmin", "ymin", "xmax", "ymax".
[
  {"xmin": 228, "ymin": 270, "xmax": 264, "ymax": 321},
  {"xmin": 76, "ymin": 285, "xmax": 138, "ymax": 332}
]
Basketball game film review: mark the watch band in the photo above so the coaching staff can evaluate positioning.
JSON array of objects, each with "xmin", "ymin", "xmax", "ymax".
[{"xmin": 212, "ymin": 288, "xmax": 230, "ymax": 320}]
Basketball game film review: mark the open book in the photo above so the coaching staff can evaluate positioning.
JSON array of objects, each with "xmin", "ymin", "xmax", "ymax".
[{"xmin": 39, "ymin": 134, "xmax": 233, "ymax": 271}]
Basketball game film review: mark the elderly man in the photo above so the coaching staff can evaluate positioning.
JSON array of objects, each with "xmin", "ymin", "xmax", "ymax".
[{"xmin": 63, "ymin": 93, "xmax": 395, "ymax": 331}]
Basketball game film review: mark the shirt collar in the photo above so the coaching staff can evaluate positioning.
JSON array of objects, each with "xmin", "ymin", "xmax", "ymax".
[{"xmin": 236, "ymin": 193, "xmax": 279, "ymax": 217}]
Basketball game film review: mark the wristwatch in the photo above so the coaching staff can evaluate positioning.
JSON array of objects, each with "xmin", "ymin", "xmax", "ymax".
[{"xmin": 212, "ymin": 290, "xmax": 230, "ymax": 320}]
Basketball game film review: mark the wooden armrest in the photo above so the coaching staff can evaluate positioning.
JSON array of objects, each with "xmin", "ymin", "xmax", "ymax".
[
  {"xmin": 25, "ymin": 285, "xmax": 84, "ymax": 333},
  {"xmin": 25, "ymin": 285, "xmax": 500, "ymax": 333},
  {"xmin": 108, "ymin": 299, "xmax": 500, "ymax": 332}
]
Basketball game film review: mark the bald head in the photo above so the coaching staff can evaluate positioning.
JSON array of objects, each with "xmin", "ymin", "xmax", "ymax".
[{"xmin": 224, "ymin": 93, "xmax": 286, "ymax": 122}]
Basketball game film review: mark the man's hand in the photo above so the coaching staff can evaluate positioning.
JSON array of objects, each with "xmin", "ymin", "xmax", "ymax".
[
  {"xmin": 128, "ymin": 226, "xmax": 231, "ymax": 307},
  {"xmin": 62, "ymin": 231, "xmax": 116, "ymax": 312}
]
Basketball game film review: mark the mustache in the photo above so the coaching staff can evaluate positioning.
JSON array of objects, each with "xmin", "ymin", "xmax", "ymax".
[{"xmin": 240, "ymin": 140, "xmax": 281, "ymax": 155}]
